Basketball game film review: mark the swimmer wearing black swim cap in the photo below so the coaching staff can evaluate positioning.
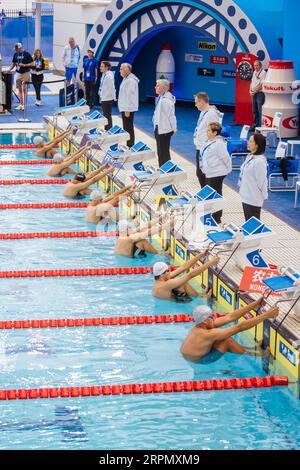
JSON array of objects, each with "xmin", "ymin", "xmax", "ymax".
[{"xmin": 63, "ymin": 162, "xmax": 114, "ymax": 199}]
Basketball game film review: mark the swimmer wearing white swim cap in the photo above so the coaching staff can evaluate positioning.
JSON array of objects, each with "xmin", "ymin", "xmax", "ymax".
[
  {"xmin": 48, "ymin": 144, "xmax": 90, "ymax": 178},
  {"xmin": 35, "ymin": 127, "xmax": 72, "ymax": 159},
  {"xmin": 180, "ymin": 297, "xmax": 279, "ymax": 364},
  {"xmin": 114, "ymin": 216, "xmax": 166, "ymax": 259},
  {"xmin": 152, "ymin": 251, "xmax": 219, "ymax": 303},
  {"xmin": 85, "ymin": 184, "xmax": 137, "ymax": 224}
]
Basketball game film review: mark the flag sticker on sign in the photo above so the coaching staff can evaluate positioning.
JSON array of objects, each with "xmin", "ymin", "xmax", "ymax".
[{"xmin": 239, "ymin": 267, "xmax": 282, "ymax": 296}]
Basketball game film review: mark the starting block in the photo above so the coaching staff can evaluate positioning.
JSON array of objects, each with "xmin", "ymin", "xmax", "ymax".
[
  {"xmin": 133, "ymin": 160, "xmax": 187, "ymax": 194},
  {"xmin": 207, "ymin": 217, "xmax": 274, "ymax": 271},
  {"xmin": 53, "ymin": 98, "xmax": 90, "ymax": 119},
  {"xmin": 263, "ymin": 267, "xmax": 300, "ymax": 319},
  {"xmin": 85, "ymin": 125, "xmax": 130, "ymax": 151},
  {"xmin": 69, "ymin": 110, "xmax": 108, "ymax": 133},
  {"xmin": 104, "ymin": 141, "xmax": 155, "ymax": 170}
]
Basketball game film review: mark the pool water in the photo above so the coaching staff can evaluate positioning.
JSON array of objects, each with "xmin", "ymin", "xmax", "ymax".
[
  {"xmin": 1, "ymin": 135, "xmax": 300, "ymax": 450},
  {"xmin": 0, "ymin": 133, "xmax": 47, "ymax": 146}
]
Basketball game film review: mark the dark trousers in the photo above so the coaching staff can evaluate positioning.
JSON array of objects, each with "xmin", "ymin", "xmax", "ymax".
[
  {"xmin": 154, "ymin": 126, "xmax": 173, "ymax": 167},
  {"xmin": 196, "ymin": 150, "xmax": 206, "ymax": 188},
  {"xmin": 242, "ymin": 202, "xmax": 262, "ymax": 221},
  {"xmin": 31, "ymin": 74, "xmax": 43, "ymax": 101},
  {"xmin": 122, "ymin": 112, "xmax": 135, "ymax": 147},
  {"xmin": 206, "ymin": 175, "xmax": 226, "ymax": 223},
  {"xmin": 84, "ymin": 80, "xmax": 96, "ymax": 107},
  {"xmin": 101, "ymin": 100, "xmax": 114, "ymax": 130},
  {"xmin": 252, "ymin": 92, "xmax": 265, "ymax": 127}
]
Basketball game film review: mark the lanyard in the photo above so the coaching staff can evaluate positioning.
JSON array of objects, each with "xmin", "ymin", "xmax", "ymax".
[
  {"xmin": 238, "ymin": 155, "xmax": 254, "ymax": 185},
  {"xmin": 200, "ymin": 140, "xmax": 217, "ymax": 158},
  {"xmin": 197, "ymin": 110, "xmax": 208, "ymax": 127}
]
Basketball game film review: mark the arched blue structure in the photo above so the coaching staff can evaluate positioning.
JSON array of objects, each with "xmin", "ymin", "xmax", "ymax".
[{"xmin": 80, "ymin": 0, "xmax": 270, "ymax": 76}]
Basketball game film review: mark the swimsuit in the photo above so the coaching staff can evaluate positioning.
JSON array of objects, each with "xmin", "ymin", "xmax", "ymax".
[
  {"xmin": 171, "ymin": 289, "xmax": 192, "ymax": 303},
  {"xmin": 199, "ymin": 348, "xmax": 224, "ymax": 364},
  {"xmin": 132, "ymin": 243, "xmax": 147, "ymax": 258}
]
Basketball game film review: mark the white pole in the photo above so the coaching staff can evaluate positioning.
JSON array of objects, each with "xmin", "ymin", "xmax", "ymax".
[{"xmin": 35, "ymin": 1, "xmax": 42, "ymax": 50}]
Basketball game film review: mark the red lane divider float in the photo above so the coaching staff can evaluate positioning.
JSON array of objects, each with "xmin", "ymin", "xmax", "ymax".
[
  {"xmin": 0, "ymin": 144, "xmax": 58, "ymax": 150},
  {"xmin": 0, "ymin": 314, "xmax": 196, "ymax": 330},
  {"xmin": 0, "ymin": 144, "xmax": 37, "ymax": 149},
  {"xmin": 0, "ymin": 231, "xmax": 119, "ymax": 240},
  {"xmin": 0, "ymin": 160, "xmax": 53, "ymax": 165},
  {"xmin": 0, "ymin": 265, "xmax": 177, "ymax": 279},
  {"xmin": 0, "ymin": 202, "xmax": 89, "ymax": 210},
  {"xmin": 0, "ymin": 179, "xmax": 68, "ymax": 185},
  {"xmin": 0, "ymin": 376, "xmax": 289, "ymax": 401}
]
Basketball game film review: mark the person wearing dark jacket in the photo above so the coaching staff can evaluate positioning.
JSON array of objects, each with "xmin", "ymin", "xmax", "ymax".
[{"xmin": 30, "ymin": 49, "xmax": 45, "ymax": 106}]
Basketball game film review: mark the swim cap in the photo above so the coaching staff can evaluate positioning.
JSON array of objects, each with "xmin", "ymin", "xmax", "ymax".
[
  {"xmin": 90, "ymin": 190, "xmax": 103, "ymax": 201},
  {"xmin": 193, "ymin": 305, "xmax": 213, "ymax": 325},
  {"xmin": 33, "ymin": 136, "xmax": 44, "ymax": 146},
  {"xmin": 153, "ymin": 261, "xmax": 169, "ymax": 277},
  {"xmin": 74, "ymin": 173, "xmax": 86, "ymax": 182},
  {"xmin": 53, "ymin": 153, "xmax": 64, "ymax": 163}
]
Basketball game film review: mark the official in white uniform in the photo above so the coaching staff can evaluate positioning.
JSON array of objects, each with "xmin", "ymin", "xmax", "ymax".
[
  {"xmin": 201, "ymin": 122, "xmax": 232, "ymax": 223},
  {"xmin": 98, "ymin": 61, "xmax": 116, "ymax": 130},
  {"xmin": 194, "ymin": 92, "xmax": 222, "ymax": 187},
  {"xmin": 250, "ymin": 60, "xmax": 267, "ymax": 130},
  {"xmin": 239, "ymin": 133, "xmax": 268, "ymax": 221},
  {"xmin": 118, "ymin": 63, "xmax": 139, "ymax": 147},
  {"xmin": 153, "ymin": 79, "xmax": 177, "ymax": 167}
]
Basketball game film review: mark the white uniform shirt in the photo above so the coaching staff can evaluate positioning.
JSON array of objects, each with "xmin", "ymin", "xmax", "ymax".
[
  {"xmin": 201, "ymin": 138, "xmax": 232, "ymax": 178},
  {"xmin": 153, "ymin": 92, "xmax": 177, "ymax": 135},
  {"xmin": 194, "ymin": 106, "xmax": 222, "ymax": 150},
  {"xmin": 62, "ymin": 45, "xmax": 81, "ymax": 68},
  {"xmin": 250, "ymin": 69, "xmax": 267, "ymax": 93},
  {"xmin": 98, "ymin": 71, "xmax": 116, "ymax": 102},
  {"xmin": 239, "ymin": 154, "xmax": 268, "ymax": 207},
  {"xmin": 118, "ymin": 73, "xmax": 139, "ymax": 113}
]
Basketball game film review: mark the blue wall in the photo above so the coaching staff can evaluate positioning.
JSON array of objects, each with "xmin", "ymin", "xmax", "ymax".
[
  {"xmin": 133, "ymin": 27, "xmax": 236, "ymax": 105},
  {"xmin": 283, "ymin": 0, "xmax": 300, "ymax": 78},
  {"xmin": 0, "ymin": 16, "xmax": 53, "ymax": 65}
]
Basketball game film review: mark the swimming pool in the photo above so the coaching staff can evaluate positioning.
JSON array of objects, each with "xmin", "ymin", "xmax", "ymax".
[{"xmin": 1, "ymin": 135, "xmax": 300, "ymax": 450}]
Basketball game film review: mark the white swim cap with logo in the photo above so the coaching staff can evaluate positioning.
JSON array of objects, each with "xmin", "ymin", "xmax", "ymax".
[
  {"xmin": 193, "ymin": 305, "xmax": 213, "ymax": 325},
  {"xmin": 33, "ymin": 136, "xmax": 44, "ymax": 146},
  {"xmin": 53, "ymin": 153, "xmax": 64, "ymax": 163}
]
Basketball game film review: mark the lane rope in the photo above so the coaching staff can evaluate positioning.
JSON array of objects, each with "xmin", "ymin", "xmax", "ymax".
[
  {"xmin": 0, "ymin": 313, "xmax": 199, "ymax": 330},
  {"xmin": 0, "ymin": 202, "xmax": 89, "ymax": 210},
  {"xmin": 0, "ymin": 144, "xmax": 58, "ymax": 149},
  {"xmin": 0, "ymin": 231, "xmax": 118, "ymax": 240},
  {"xmin": 0, "ymin": 160, "xmax": 52, "ymax": 165},
  {"xmin": 0, "ymin": 376, "xmax": 289, "ymax": 401},
  {"xmin": 0, "ymin": 179, "xmax": 68, "ymax": 185},
  {"xmin": 0, "ymin": 266, "xmax": 176, "ymax": 279}
]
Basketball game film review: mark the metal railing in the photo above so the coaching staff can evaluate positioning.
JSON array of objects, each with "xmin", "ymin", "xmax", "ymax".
[{"xmin": 0, "ymin": 8, "xmax": 53, "ymax": 18}]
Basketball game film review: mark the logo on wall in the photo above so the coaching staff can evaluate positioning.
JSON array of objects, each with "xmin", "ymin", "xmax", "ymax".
[
  {"xmin": 185, "ymin": 54, "xmax": 204, "ymax": 63},
  {"xmin": 222, "ymin": 70, "xmax": 236, "ymax": 78},
  {"xmin": 283, "ymin": 116, "xmax": 299, "ymax": 130},
  {"xmin": 198, "ymin": 41, "xmax": 216, "ymax": 51},
  {"xmin": 197, "ymin": 68, "xmax": 215, "ymax": 77},
  {"xmin": 279, "ymin": 341, "xmax": 296, "ymax": 366},
  {"xmin": 210, "ymin": 56, "xmax": 228, "ymax": 65},
  {"xmin": 220, "ymin": 285, "xmax": 232, "ymax": 305}
]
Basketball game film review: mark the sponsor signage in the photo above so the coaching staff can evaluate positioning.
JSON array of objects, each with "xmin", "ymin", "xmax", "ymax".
[
  {"xmin": 220, "ymin": 285, "xmax": 233, "ymax": 305},
  {"xmin": 185, "ymin": 53, "xmax": 204, "ymax": 63},
  {"xmin": 222, "ymin": 70, "xmax": 236, "ymax": 78},
  {"xmin": 197, "ymin": 68, "xmax": 215, "ymax": 77},
  {"xmin": 239, "ymin": 267, "xmax": 281, "ymax": 295},
  {"xmin": 175, "ymin": 243, "xmax": 185, "ymax": 260},
  {"xmin": 210, "ymin": 55, "xmax": 228, "ymax": 65},
  {"xmin": 198, "ymin": 41, "xmax": 216, "ymax": 51},
  {"xmin": 279, "ymin": 341, "xmax": 297, "ymax": 366}
]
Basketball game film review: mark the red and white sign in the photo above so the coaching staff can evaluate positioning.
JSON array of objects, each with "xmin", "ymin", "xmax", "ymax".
[
  {"xmin": 210, "ymin": 56, "xmax": 228, "ymax": 65},
  {"xmin": 239, "ymin": 267, "xmax": 281, "ymax": 296},
  {"xmin": 283, "ymin": 116, "xmax": 298, "ymax": 130}
]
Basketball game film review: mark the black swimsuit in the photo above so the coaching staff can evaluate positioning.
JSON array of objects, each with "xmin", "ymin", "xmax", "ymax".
[
  {"xmin": 171, "ymin": 289, "xmax": 192, "ymax": 303},
  {"xmin": 132, "ymin": 243, "xmax": 147, "ymax": 259}
]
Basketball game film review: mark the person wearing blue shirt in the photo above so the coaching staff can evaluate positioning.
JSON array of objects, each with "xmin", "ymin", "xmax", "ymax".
[{"xmin": 83, "ymin": 49, "xmax": 98, "ymax": 108}]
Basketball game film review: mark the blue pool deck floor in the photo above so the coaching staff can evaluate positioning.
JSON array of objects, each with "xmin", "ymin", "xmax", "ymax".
[{"xmin": 0, "ymin": 89, "xmax": 299, "ymax": 231}]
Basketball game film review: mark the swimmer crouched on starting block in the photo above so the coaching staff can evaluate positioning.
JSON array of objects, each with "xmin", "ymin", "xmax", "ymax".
[
  {"xmin": 152, "ymin": 252, "xmax": 219, "ymax": 303},
  {"xmin": 180, "ymin": 299, "xmax": 279, "ymax": 364},
  {"xmin": 33, "ymin": 127, "xmax": 71, "ymax": 158},
  {"xmin": 48, "ymin": 144, "xmax": 90, "ymax": 177},
  {"xmin": 115, "ymin": 217, "xmax": 170, "ymax": 258},
  {"xmin": 85, "ymin": 185, "xmax": 137, "ymax": 224},
  {"xmin": 63, "ymin": 163, "xmax": 114, "ymax": 199}
]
